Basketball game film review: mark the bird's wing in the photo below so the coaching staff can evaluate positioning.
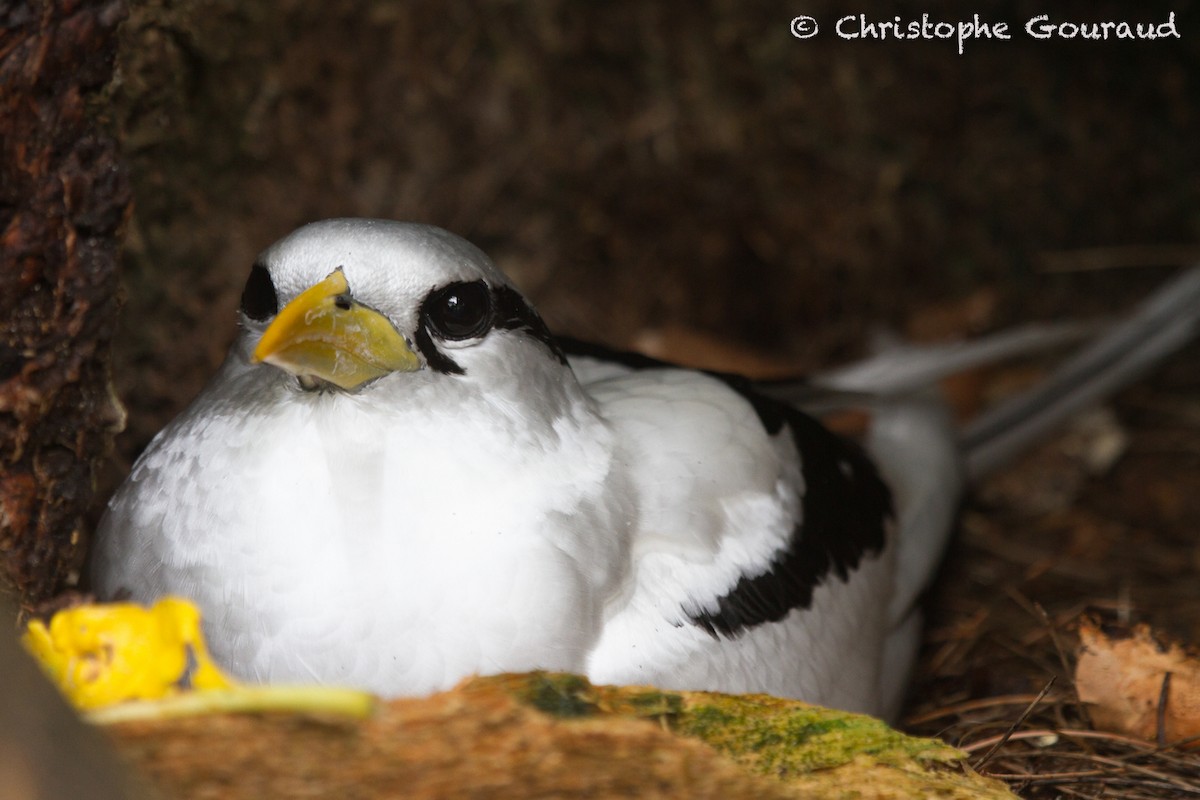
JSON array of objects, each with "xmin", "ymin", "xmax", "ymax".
[
  {"xmin": 566, "ymin": 340, "xmax": 897, "ymax": 708},
  {"xmin": 566, "ymin": 337, "xmax": 951, "ymax": 629}
]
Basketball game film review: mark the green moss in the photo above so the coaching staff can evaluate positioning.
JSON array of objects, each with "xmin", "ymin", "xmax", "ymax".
[
  {"xmin": 622, "ymin": 688, "xmax": 685, "ymax": 720},
  {"xmin": 516, "ymin": 673, "xmax": 599, "ymax": 718},
  {"xmin": 502, "ymin": 675, "xmax": 960, "ymax": 775},
  {"xmin": 489, "ymin": 674, "xmax": 1014, "ymax": 798},
  {"xmin": 675, "ymin": 694, "xmax": 960, "ymax": 777},
  {"xmin": 500, "ymin": 674, "xmax": 959, "ymax": 778}
]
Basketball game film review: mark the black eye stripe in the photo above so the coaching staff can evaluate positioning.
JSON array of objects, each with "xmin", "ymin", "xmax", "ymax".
[
  {"xmin": 240, "ymin": 263, "xmax": 278, "ymax": 321},
  {"xmin": 413, "ymin": 280, "xmax": 567, "ymax": 376},
  {"xmin": 491, "ymin": 285, "xmax": 567, "ymax": 365}
]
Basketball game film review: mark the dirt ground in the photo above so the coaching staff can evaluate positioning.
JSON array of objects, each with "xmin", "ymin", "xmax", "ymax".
[{"xmin": 99, "ymin": 1, "xmax": 1200, "ymax": 795}]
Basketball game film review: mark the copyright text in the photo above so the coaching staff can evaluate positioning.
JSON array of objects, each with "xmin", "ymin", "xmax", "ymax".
[{"xmin": 789, "ymin": 12, "xmax": 1180, "ymax": 54}]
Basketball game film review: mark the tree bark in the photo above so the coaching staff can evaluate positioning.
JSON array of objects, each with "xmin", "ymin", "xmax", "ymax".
[{"xmin": 0, "ymin": 0, "xmax": 130, "ymax": 612}]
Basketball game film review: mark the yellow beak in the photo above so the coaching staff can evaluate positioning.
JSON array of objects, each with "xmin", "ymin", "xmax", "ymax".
[{"xmin": 251, "ymin": 268, "xmax": 420, "ymax": 390}]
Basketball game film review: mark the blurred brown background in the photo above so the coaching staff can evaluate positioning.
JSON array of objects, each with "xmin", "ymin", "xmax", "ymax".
[{"xmin": 109, "ymin": 0, "xmax": 1200, "ymax": 468}]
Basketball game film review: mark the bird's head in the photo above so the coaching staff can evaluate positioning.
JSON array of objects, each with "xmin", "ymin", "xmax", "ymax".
[{"xmin": 239, "ymin": 219, "xmax": 568, "ymax": 393}]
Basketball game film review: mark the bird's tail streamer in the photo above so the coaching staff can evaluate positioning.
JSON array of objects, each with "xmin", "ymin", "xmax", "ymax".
[
  {"xmin": 805, "ymin": 266, "xmax": 1200, "ymax": 480},
  {"xmin": 957, "ymin": 266, "xmax": 1200, "ymax": 481}
]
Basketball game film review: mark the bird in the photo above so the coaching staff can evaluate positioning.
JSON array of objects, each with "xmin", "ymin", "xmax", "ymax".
[{"xmin": 91, "ymin": 218, "xmax": 1200, "ymax": 720}]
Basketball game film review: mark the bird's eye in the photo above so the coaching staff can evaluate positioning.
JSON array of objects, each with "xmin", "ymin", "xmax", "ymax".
[
  {"xmin": 241, "ymin": 263, "xmax": 278, "ymax": 321},
  {"xmin": 422, "ymin": 281, "xmax": 493, "ymax": 341}
]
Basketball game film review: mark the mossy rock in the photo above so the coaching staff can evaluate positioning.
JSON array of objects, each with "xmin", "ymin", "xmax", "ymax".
[{"xmin": 472, "ymin": 673, "xmax": 1016, "ymax": 799}]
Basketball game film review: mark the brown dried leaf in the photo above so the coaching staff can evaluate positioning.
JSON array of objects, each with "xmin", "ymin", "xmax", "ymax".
[{"xmin": 1075, "ymin": 615, "xmax": 1200, "ymax": 744}]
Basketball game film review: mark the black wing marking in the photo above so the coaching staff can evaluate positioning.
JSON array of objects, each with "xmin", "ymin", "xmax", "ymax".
[
  {"xmin": 688, "ymin": 408, "xmax": 892, "ymax": 638},
  {"xmin": 559, "ymin": 336, "xmax": 893, "ymax": 638}
]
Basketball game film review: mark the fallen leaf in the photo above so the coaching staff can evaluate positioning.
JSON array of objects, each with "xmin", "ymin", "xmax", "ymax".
[{"xmin": 1075, "ymin": 614, "xmax": 1200, "ymax": 744}]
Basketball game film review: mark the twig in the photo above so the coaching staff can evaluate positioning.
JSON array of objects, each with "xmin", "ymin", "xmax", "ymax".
[
  {"xmin": 961, "ymin": 727, "xmax": 1159, "ymax": 754},
  {"xmin": 1036, "ymin": 599, "xmax": 1093, "ymax": 730},
  {"xmin": 905, "ymin": 692, "xmax": 1065, "ymax": 726},
  {"xmin": 1158, "ymin": 672, "xmax": 1173, "ymax": 748},
  {"xmin": 971, "ymin": 676, "xmax": 1056, "ymax": 769}
]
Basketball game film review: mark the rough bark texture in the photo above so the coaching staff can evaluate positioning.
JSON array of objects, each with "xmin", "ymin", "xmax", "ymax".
[{"xmin": 0, "ymin": 0, "xmax": 130, "ymax": 611}]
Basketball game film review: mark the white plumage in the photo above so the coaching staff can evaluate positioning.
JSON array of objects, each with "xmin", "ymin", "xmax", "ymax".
[{"xmin": 92, "ymin": 219, "xmax": 1200, "ymax": 719}]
